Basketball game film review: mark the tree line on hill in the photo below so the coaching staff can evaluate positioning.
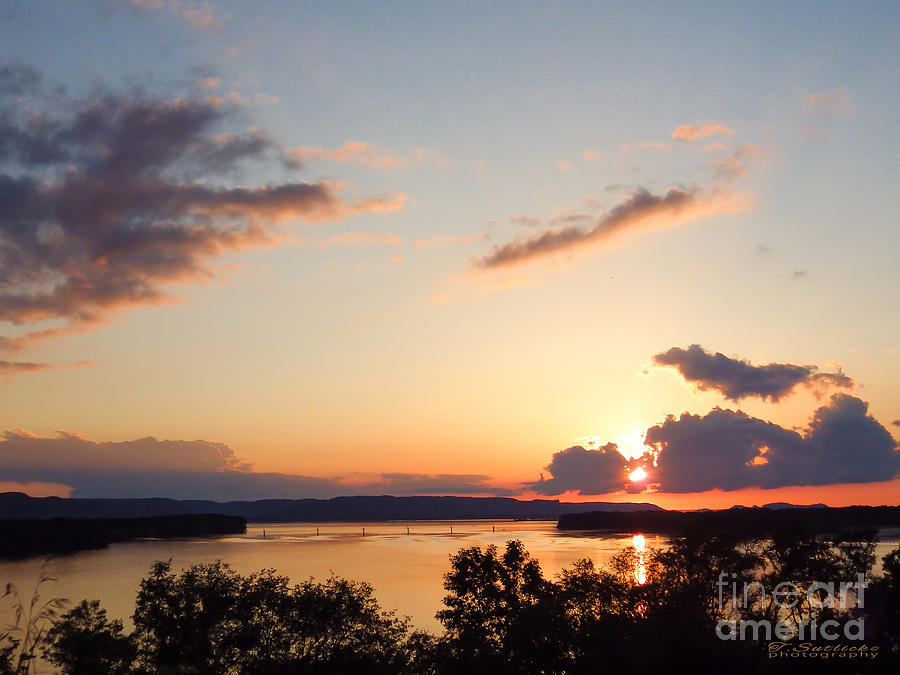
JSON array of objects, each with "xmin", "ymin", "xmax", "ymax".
[{"xmin": 0, "ymin": 492, "xmax": 661, "ymax": 522}]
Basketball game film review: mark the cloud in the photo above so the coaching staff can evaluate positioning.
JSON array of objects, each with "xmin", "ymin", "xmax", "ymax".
[
  {"xmin": 128, "ymin": 0, "xmax": 229, "ymax": 32},
  {"xmin": 555, "ymin": 160, "xmax": 573, "ymax": 171},
  {"xmin": 208, "ymin": 91, "xmax": 280, "ymax": 107},
  {"xmin": 0, "ymin": 360, "xmax": 54, "ymax": 374},
  {"xmin": 0, "ymin": 64, "xmax": 41, "ymax": 96},
  {"xmin": 791, "ymin": 269, "xmax": 809, "ymax": 280},
  {"xmin": 652, "ymin": 344, "xmax": 855, "ymax": 402},
  {"xmin": 0, "ymin": 67, "xmax": 403, "ymax": 352},
  {"xmin": 549, "ymin": 213, "xmax": 591, "ymax": 226},
  {"xmin": 195, "ymin": 77, "xmax": 221, "ymax": 90},
  {"xmin": 289, "ymin": 141, "xmax": 407, "ymax": 169},
  {"xmin": 510, "ymin": 215, "xmax": 540, "ymax": 227},
  {"xmin": 472, "ymin": 186, "xmax": 749, "ymax": 270},
  {"xmin": 893, "ymin": 420, "xmax": 900, "ymax": 428},
  {"xmin": 356, "ymin": 473, "xmax": 517, "ymax": 496},
  {"xmin": 672, "ymin": 122, "xmax": 735, "ymax": 142},
  {"xmin": 708, "ymin": 142, "xmax": 761, "ymax": 180},
  {"xmin": 0, "ymin": 428, "xmax": 252, "ymax": 472},
  {"xmin": 702, "ymin": 141, "xmax": 727, "ymax": 153},
  {"xmin": 311, "ymin": 232, "xmax": 403, "ymax": 249},
  {"xmin": 529, "ymin": 395, "xmax": 899, "ymax": 496},
  {"xmin": 804, "ymin": 87, "xmax": 852, "ymax": 117},
  {"xmin": 582, "ymin": 149, "xmax": 600, "ymax": 160},
  {"xmin": 621, "ymin": 141, "xmax": 671, "ymax": 153},
  {"xmin": 525, "ymin": 443, "xmax": 630, "ymax": 496},
  {"xmin": 0, "ymin": 429, "xmax": 512, "ymax": 500},
  {"xmin": 643, "ymin": 395, "xmax": 899, "ymax": 492},
  {"xmin": 0, "ymin": 324, "xmax": 94, "ymax": 354}
]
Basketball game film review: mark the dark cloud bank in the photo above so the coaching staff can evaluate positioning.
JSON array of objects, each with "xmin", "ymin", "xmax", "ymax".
[
  {"xmin": 530, "ymin": 394, "xmax": 899, "ymax": 496},
  {"xmin": 652, "ymin": 344, "xmax": 854, "ymax": 402},
  {"xmin": 645, "ymin": 394, "xmax": 899, "ymax": 492},
  {"xmin": 4, "ymin": 393, "xmax": 897, "ymax": 500},
  {"xmin": 0, "ymin": 429, "xmax": 511, "ymax": 500},
  {"xmin": 0, "ymin": 63, "xmax": 399, "ymax": 361}
]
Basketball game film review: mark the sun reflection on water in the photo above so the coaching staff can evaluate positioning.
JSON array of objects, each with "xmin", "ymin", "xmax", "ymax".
[{"xmin": 632, "ymin": 533, "xmax": 647, "ymax": 585}]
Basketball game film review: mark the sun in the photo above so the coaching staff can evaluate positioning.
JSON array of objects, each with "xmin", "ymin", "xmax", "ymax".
[{"xmin": 628, "ymin": 467, "xmax": 648, "ymax": 482}]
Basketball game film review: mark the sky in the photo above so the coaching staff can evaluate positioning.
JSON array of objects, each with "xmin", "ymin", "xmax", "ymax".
[{"xmin": 0, "ymin": 0, "xmax": 898, "ymax": 507}]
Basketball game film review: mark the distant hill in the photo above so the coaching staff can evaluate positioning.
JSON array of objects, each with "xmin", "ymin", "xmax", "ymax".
[{"xmin": 0, "ymin": 492, "xmax": 663, "ymax": 522}]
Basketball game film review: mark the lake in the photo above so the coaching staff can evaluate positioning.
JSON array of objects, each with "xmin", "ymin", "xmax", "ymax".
[
  {"xmin": 0, "ymin": 520, "xmax": 659, "ymax": 635},
  {"xmin": 2, "ymin": 520, "xmax": 899, "ymax": 637}
]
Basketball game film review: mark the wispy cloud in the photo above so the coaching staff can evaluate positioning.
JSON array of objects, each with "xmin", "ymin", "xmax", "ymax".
[
  {"xmin": 672, "ymin": 122, "xmax": 735, "ymax": 142},
  {"xmin": 804, "ymin": 87, "xmax": 853, "ymax": 117},
  {"xmin": 128, "ymin": 0, "xmax": 229, "ymax": 32},
  {"xmin": 510, "ymin": 215, "xmax": 540, "ymax": 227},
  {"xmin": 708, "ymin": 142, "xmax": 761, "ymax": 180},
  {"xmin": 621, "ymin": 141, "xmax": 671, "ymax": 153},
  {"xmin": 471, "ymin": 186, "xmax": 750, "ymax": 270},
  {"xmin": 289, "ymin": 141, "xmax": 408, "ymax": 169},
  {"xmin": 311, "ymin": 232, "xmax": 403, "ymax": 249},
  {"xmin": 0, "ymin": 360, "xmax": 54, "ymax": 374},
  {"xmin": 206, "ymin": 91, "xmax": 280, "ymax": 107},
  {"xmin": 0, "ymin": 66, "xmax": 404, "ymax": 354}
]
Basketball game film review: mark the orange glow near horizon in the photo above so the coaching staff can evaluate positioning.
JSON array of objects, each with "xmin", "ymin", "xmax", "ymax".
[{"xmin": 535, "ymin": 477, "xmax": 900, "ymax": 510}]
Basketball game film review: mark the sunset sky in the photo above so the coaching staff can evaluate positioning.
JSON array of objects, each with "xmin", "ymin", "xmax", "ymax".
[{"xmin": 1, "ymin": 1, "xmax": 898, "ymax": 508}]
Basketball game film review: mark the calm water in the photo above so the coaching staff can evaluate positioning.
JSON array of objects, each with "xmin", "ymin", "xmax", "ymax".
[
  {"xmin": 3, "ymin": 521, "xmax": 899, "ymax": 638},
  {"xmin": 0, "ymin": 520, "xmax": 660, "ymax": 635}
]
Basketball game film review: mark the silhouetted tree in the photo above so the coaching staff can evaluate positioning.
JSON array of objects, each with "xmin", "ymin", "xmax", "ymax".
[
  {"xmin": 41, "ymin": 600, "xmax": 135, "ymax": 675},
  {"xmin": 553, "ymin": 558, "xmax": 633, "ymax": 672},
  {"xmin": 131, "ymin": 560, "xmax": 419, "ymax": 674},
  {"xmin": 434, "ymin": 540, "xmax": 570, "ymax": 674}
]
